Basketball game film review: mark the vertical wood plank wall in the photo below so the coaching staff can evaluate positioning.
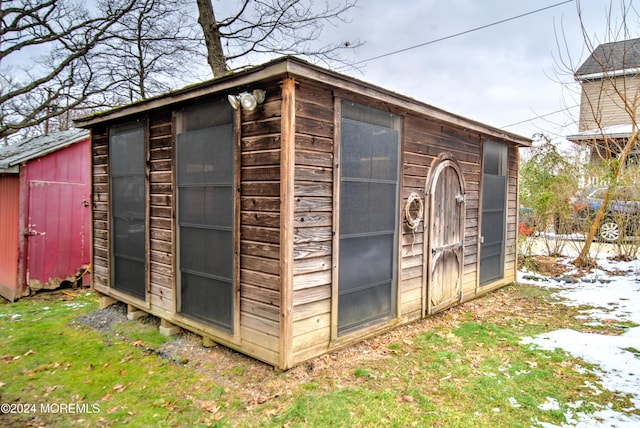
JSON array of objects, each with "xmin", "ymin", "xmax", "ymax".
[
  {"xmin": 290, "ymin": 82, "xmax": 335, "ymax": 362},
  {"xmin": 403, "ymin": 114, "xmax": 483, "ymax": 307},
  {"xmin": 287, "ymin": 90, "xmax": 519, "ymax": 364},
  {"xmin": 91, "ymin": 127, "xmax": 110, "ymax": 291},
  {"xmin": 148, "ymin": 112, "xmax": 174, "ymax": 312},
  {"xmin": 503, "ymin": 145, "xmax": 519, "ymax": 284},
  {"xmin": 239, "ymin": 82, "xmax": 284, "ymax": 364}
]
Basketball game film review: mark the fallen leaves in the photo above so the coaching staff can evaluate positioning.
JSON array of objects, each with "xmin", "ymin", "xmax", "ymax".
[
  {"xmin": 112, "ymin": 383, "xmax": 127, "ymax": 393},
  {"xmin": 3, "ymin": 349, "xmax": 36, "ymax": 363},
  {"xmin": 395, "ymin": 394, "xmax": 415, "ymax": 403}
]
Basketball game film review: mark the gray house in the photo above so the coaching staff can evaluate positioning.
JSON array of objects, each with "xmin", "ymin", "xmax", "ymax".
[{"xmin": 567, "ymin": 38, "xmax": 640, "ymax": 167}]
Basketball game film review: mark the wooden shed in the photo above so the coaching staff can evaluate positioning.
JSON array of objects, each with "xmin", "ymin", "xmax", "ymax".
[
  {"xmin": 74, "ymin": 57, "xmax": 530, "ymax": 369},
  {"xmin": 0, "ymin": 129, "xmax": 91, "ymax": 301}
]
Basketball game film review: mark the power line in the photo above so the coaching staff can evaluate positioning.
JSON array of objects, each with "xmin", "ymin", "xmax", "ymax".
[
  {"xmin": 502, "ymin": 104, "xmax": 579, "ymax": 128},
  {"xmin": 352, "ymin": 0, "xmax": 574, "ymax": 66}
]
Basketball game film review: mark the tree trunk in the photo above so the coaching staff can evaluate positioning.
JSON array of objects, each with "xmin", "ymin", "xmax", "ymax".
[
  {"xmin": 195, "ymin": 0, "xmax": 228, "ymax": 77},
  {"xmin": 572, "ymin": 130, "xmax": 639, "ymax": 267}
]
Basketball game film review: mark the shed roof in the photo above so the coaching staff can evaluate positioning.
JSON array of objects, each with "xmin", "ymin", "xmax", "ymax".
[
  {"xmin": 74, "ymin": 56, "xmax": 530, "ymax": 147},
  {"xmin": 0, "ymin": 128, "xmax": 89, "ymax": 172},
  {"xmin": 575, "ymin": 38, "xmax": 640, "ymax": 80}
]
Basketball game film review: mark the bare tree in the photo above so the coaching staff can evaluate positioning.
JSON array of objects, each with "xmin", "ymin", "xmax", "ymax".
[
  {"xmin": 559, "ymin": 0, "xmax": 640, "ymax": 266},
  {"xmin": 1, "ymin": 0, "xmax": 360, "ymax": 143},
  {"xmin": 0, "ymin": 0, "xmax": 210, "ymax": 143},
  {"xmin": 97, "ymin": 0, "xmax": 205, "ymax": 103},
  {"xmin": 0, "ymin": 0, "xmax": 139, "ymax": 142},
  {"xmin": 195, "ymin": 0, "xmax": 361, "ymax": 77}
]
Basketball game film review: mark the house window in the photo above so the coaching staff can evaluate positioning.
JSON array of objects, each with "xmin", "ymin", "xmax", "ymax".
[
  {"xmin": 480, "ymin": 140, "xmax": 508, "ymax": 285},
  {"xmin": 109, "ymin": 121, "xmax": 146, "ymax": 300},
  {"xmin": 337, "ymin": 100, "xmax": 400, "ymax": 335},
  {"xmin": 176, "ymin": 98, "xmax": 235, "ymax": 333}
]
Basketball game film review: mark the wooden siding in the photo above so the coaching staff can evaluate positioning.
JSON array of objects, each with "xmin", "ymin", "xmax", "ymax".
[
  {"xmin": 578, "ymin": 75, "xmax": 640, "ymax": 131},
  {"xmin": 403, "ymin": 114, "xmax": 483, "ymax": 316},
  {"xmin": 148, "ymin": 112, "xmax": 174, "ymax": 311},
  {"xmin": 91, "ymin": 126, "xmax": 110, "ymax": 293},
  {"xmin": 503, "ymin": 145, "xmax": 519, "ymax": 284},
  {"xmin": 239, "ymin": 82, "xmax": 284, "ymax": 364},
  {"xmin": 290, "ymin": 81, "xmax": 335, "ymax": 362}
]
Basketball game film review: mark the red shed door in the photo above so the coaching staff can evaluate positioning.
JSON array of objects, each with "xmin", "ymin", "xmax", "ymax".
[
  {"xmin": 425, "ymin": 158, "xmax": 465, "ymax": 315},
  {"xmin": 26, "ymin": 181, "xmax": 89, "ymax": 289}
]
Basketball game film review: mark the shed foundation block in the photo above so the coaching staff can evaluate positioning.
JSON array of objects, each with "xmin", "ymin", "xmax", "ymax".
[
  {"xmin": 127, "ymin": 304, "xmax": 146, "ymax": 320},
  {"xmin": 202, "ymin": 336, "xmax": 216, "ymax": 348},
  {"xmin": 159, "ymin": 319, "xmax": 180, "ymax": 336},
  {"xmin": 96, "ymin": 292, "xmax": 118, "ymax": 309}
]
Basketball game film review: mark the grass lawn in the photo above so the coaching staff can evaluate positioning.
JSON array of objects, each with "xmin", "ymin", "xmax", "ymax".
[{"xmin": 0, "ymin": 283, "xmax": 637, "ymax": 427}]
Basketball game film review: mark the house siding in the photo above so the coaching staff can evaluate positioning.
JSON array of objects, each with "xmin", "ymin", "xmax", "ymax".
[{"xmin": 579, "ymin": 75, "xmax": 640, "ymax": 131}]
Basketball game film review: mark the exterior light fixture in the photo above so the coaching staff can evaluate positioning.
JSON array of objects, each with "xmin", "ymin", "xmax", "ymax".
[
  {"xmin": 227, "ymin": 94, "xmax": 240, "ymax": 110},
  {"xmin": 227, "ymin": 89, "xmax": 266, "ymax": 111}
]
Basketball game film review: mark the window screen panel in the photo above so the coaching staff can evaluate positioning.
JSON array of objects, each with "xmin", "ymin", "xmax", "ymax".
[
  {"xmin": 178, "ymin": 186, "xmax": 233, "ymax": 228},
  {"xmin": 480, "ymin": 142, "xmax": 508, "ymax": 285},
  {"xmin": 112, "ymin": 176, "xmax": 145, "ymax": 217},
  {"xmin": 338, "ymin": 101, "xmax": 400, "ymax": 336},
  {"xmin": 113, "ymin": 256, "xmax": 145, "ymax": 300},
  {"xmin": 482, "ymin": 140, "xmax": 507, "ymax": 176},
  {"xmin": 177, "ymin": 99, "xmax": 235, "ymax": 333},
  {"xmin": 177, "ymin": 125, "xmax": 233, "ymax": 184},
  {"xmin": 179, "ymin": 227, "xmax": 233, "ymax": 278},
  {"xmin": 341, "ymin": 119, "xmax": 399, "ymax": 181},
  {"xmin": 113, "ymin": 217, "xmax": 145, "ymax": 259},
  {"xmin": 340, "ymin": 181, "xmax": 397, "ymax": 235},
  {"xmin": 338, "ymin": 234, "xmax": 394, "ymax": 292},
  {"xmin": 180, "ymin": 272, "xmax": 233, "ymax": 331},
  {"xmin": 110, "ymin": 125, "xmax": 145, "ymax": 176},
  {"xmin": 338, "ymin": 282, "xmax": 392, "ymax": 332},
  {"xmin": 181, "ymin": 98, "xmax": 233, "ymax": 132},
  {"xmin": 109, "ymin": 121, "xmax": 146, "ymax": 299}
]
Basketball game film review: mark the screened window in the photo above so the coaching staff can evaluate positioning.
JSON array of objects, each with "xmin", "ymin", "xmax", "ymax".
[
  {"xmin": 338, "ymin": 101, "xmax": 400, "ymax": 335},
  {"xmin": 480, "ymin": 140, "xmax": 508, "ymax": 285},
  {"xmin": 177, "ymin": 98, "xmax": 235, "ymax": 333},
  {"xmin": 109, "ymin": 121, "xmax": 146, "ymax": 299}
]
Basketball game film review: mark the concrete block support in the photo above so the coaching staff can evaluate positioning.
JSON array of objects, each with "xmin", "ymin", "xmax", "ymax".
[
  {"xmin": 126, "ymin": 304, "xmax": 146, "ymax": 320},
  {"xmin": 159, "ymin": 319, "xmax": 180, "ymax": 336}
]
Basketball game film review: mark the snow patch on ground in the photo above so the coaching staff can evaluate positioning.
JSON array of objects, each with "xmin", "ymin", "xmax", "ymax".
[{"xmin": 518, "ymin": 254, "xmax": 640, "ymax": 427}]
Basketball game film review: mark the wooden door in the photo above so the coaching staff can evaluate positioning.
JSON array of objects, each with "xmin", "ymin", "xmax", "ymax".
[{"xmin": 424, "ymin": 156, "xmax": 465, "ymax": 315}]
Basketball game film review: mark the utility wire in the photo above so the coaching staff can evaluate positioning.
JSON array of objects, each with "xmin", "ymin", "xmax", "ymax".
[
  {"xmin": 502, "ymin": 104, "xmax": 579, "ymax": 128},
  {"xmin": 352, "ymin": 0, "xmax": 574, "ymax": 66}
]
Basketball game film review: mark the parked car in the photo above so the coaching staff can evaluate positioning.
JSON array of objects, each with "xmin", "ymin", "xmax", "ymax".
[{"xmin": 573, "ymin": 186, "xmax": 640, "ymax": 242}]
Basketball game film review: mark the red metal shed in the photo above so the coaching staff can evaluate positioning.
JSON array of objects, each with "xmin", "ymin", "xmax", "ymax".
[{"xmin": 0, "ymin": 129, "xmax": 91, "ymax": 301}]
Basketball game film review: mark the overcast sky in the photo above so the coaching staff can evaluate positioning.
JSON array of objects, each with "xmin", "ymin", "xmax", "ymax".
[{"xmin": 318, "ymin": 0, "xmax": 638, "ymax": 142}]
